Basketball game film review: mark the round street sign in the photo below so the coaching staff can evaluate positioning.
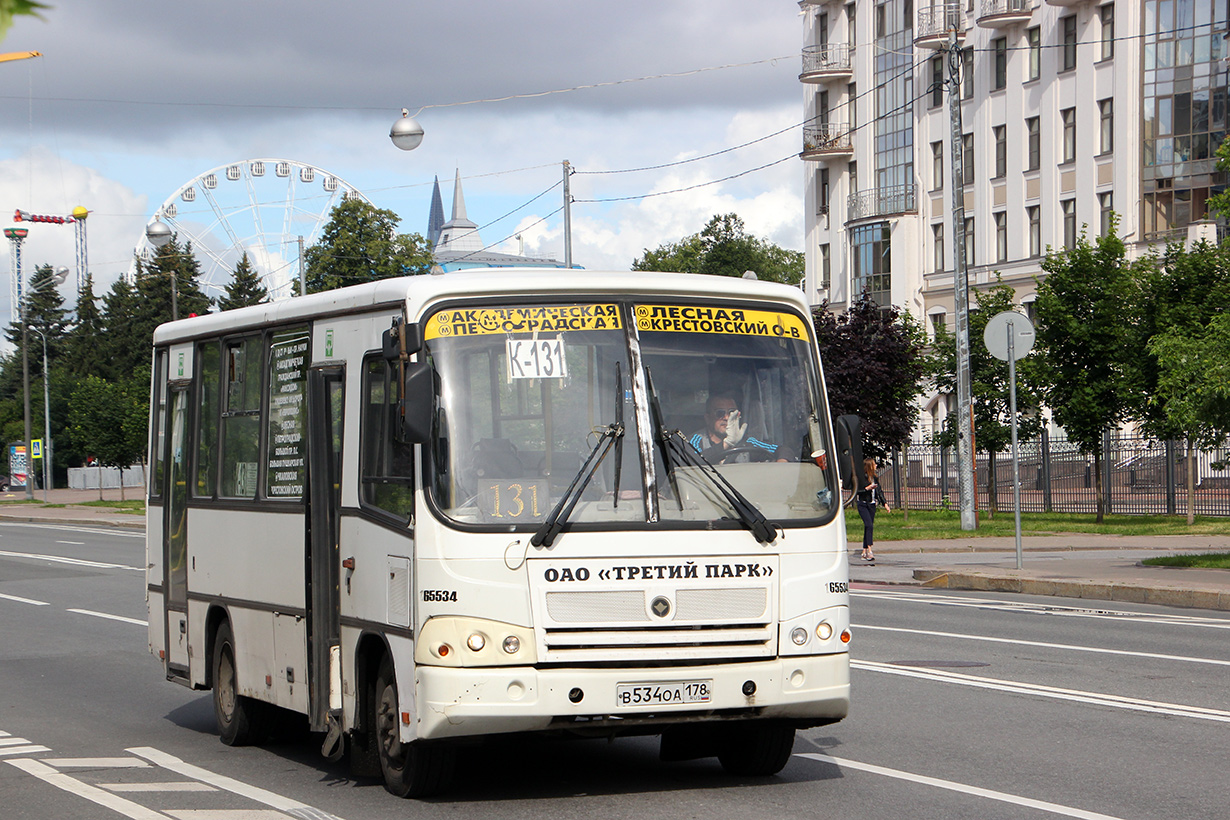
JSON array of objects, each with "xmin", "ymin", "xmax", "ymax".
[{"xmin": 984, "ymin": 311, "xmax": 1035, "ymax": 362}]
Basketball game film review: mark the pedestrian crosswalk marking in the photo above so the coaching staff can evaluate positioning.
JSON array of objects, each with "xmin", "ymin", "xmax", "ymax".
[
  {"xmin": 101, "ymin": 782, "xmax": 217, "ymax": 792},
  {"xmin": 44, "ymin": 757, "xmax": 150, "ymax": 768}
]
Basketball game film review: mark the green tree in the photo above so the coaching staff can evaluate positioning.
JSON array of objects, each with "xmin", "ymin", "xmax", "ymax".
[
  {"xmin": 218, "ymin": 253, "xmax": 269, "ymax": 311},
  {"xmin": 300, "ymin": 199, "xmax": 433, "ymax": 293},
  {"xmin": 1034, "ymin": 220, "xmax": 1136, "ymax": 523},
  {"xmin": 0, "ymin": 0, "xmax": 49, "ymax": 40},
  {"xmin": 63, "ymin": 272, "xmax": 105, "ymax": 380},
  {"xmin": 67, "ymin": 374, "xmax": 146, "ymax": 500},
  {"xmin": 634, "ymin": 214, "xmax": 805, "ymax": 285},
  {"xmin": 812, "ymin": 292, "xmax": 928, "ymax": 461},
  {"xmin": 931, "ymin": 281, "xmax": 1044, "ymax": 515}
]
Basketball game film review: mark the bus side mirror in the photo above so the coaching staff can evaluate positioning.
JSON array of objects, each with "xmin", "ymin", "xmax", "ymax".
[
  {"xmin": 382, "ymin": 320, "xmax": 422, "ymax": 362},
  {"xmin": 834, "ymin": 415, "xmax": 866, "ymax": 493},
  {"xmin": 402, "ymin": 361, "xmax": 434, "ymax": 443}
]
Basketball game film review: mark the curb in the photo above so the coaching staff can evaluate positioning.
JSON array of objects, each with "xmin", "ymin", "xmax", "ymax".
[
  {"xmin": 0, "ymin": 513, "xmax": 145, "ymax": 531},
  {"xmin": 913, "ymin": 570, "xmax": 1230, "ymax": 612}
]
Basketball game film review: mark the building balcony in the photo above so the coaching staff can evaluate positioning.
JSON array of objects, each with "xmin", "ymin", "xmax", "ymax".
[
  {"xmin": 847, "ymin": 184, "xmax": 918, "ymax": 222},
  {"xmin": 800, "ymin": 45, "xmax": 854, "ymax": 83},
  {"xmin": 915, "ymin": 3, "xmax": 966, "ymax": 50},
  {"xmin": 801, "ymin": 123, "xmax": 854, "ymax": 160},
  {"xmin": 1044, "ymin": 0, "xmax": 1086, "ymax": 6},
  {"xmin": 977, "ymin": 0, "xmax": 1033, "ymax": 28}
]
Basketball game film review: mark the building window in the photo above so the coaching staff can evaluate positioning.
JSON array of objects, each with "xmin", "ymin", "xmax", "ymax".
[
  {"xmin": 1099, "ymin": 192, "xmax": 1114, "ymax": 236},
  {"xmin": 962, "ymin": 133, "xmax": 974, "ymax": 185},
  {"xmin": 1027, "ymin": 26, "xmax": 1040, "ymax": 81},
  {"xmin": 820, "ymin": 242, "xmax": 831, "ymax": 288},
  {"xmin": 1100, "ymin": 4, "xmax": 1114, "ymax": 61},
  {"xmin": 875, "ymin": 2, "xmax": 885, "ymax": 38},
  {"xmin": 1026, "ymin": 117, "xmax": 1040, "ymax": 170},
  {"xmin": 818, "ymin": 90, "xmax": 830, "ymax": 126},
  {"xmin": 848, "ymin": 82, "xmax": 858, "ymax": 127},
  {"xmin": 993, "ymin": 38, "xmax": 1007, "ymax": 91},
  {"xmin": 930, "ymin": 55, "xmax": 944, "ymax": 108},
  {"xmin": 818, "ymin": 12, "xmax": 829, "ymax": 48},
  {"xmin": 993, "ymin": 126, "xmax": 1006, "ymax": 179},
  {"xmin": 930, "ymin": 312, "xmax": 946, "ymax": 339},
  {"xmin": 851, "ymin": 221, "xmax": 891, "ymax": 306},
  {"xmin": 962, "ymin": 47, "xmax": 973, "ymax": 99},
  {"xmin": 964, "ymin": 217, "xmax": 975, "ymax": 266},
  {"xmin": 1028, "ymin": 205, "xmax": 1041, "ymax": 257},
  {"xmin": 819, "ymin": 168, "xmax": 830, "ymax": 215},
  {"xmin": 1061, "ymin": 15, "xmax": 1077, "ymax": 72},
  {"xmin": 1062, "ymin": 199, "xmax": 1077, "ymax": 249},
  {"xmin": 848, "ymin": 160, "xmax": 858, "ymax": 193},
  {"xmin": 1099, "ymin": 98, "xmax": 1113, "ymax": 154},
  {"xmin": 932, "ymin": 141, "xmax": 944, "ymax": 190},
  {"xmin": 995, "ymin": 212, "xmax": 1008, "ymax": 263},
  {"xmin": 933, "ymin": 223, "xmax": 945, "ymax": 272},
  {"xmin": 1062, "ymin": 108, "xmax": 1076, "ymax": 164},
  {"xmin": 1028, "ymin": 205, "xmax": 1038, "ymax": 256}
]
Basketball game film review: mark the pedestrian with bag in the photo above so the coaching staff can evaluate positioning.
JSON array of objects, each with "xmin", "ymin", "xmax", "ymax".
[{"xmin": 857, "ymin": 458, "xmax": 890, "ymax": 563}]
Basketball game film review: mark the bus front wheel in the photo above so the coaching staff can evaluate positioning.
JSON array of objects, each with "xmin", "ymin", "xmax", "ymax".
[
  {"xmin": 211, "ymin": 621, "xmax": 264, "ymax": 746},
  {"xmin": 717, "ymin": 722, "xmax": 796, "ymax": 777},
  {"xmin": 374, "ymin": 655, "xmax": 454, "ymax": 798}
]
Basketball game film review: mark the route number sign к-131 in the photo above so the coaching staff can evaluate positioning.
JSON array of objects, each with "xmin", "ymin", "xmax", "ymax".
[{"xmin": 507, "ymin": 338, "xmax": 567, "ymax": 380}]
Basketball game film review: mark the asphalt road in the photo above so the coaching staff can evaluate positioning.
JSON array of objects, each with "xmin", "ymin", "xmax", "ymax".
[{"xmin": 2, "ymin": 521, "xmax": 1227, "ymax": 819}]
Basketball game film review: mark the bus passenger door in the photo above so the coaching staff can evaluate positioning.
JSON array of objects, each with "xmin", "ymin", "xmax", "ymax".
[
  {"xmin": 307, "ymin": 367, "xmax": 344, "ymax": 740},
  {"xmin": 163, "ymin": 385, "xmax": 191, "ymax": 679}
]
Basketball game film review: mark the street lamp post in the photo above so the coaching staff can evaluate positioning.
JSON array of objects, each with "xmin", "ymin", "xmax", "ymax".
[
  {"xmin": 28, "ymin": 325, "xmax": 51, "ymax": 503},
  {"xmin": 21, "ymin": 266, "xmax": 69, "ymax": 500},
  {"xmin": 145, "ymin": 218, "xmax": 177, "ymax": 320}
]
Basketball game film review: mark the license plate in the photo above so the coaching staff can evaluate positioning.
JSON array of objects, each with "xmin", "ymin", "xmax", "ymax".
[{"xmin": 616, "ymin": 680, "xmax": 712, "ymax": 707}]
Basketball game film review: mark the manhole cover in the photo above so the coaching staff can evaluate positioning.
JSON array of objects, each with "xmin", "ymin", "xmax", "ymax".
[{"xmin": 888, "ymin": 660, "xmax": 990, "ymax": 669}]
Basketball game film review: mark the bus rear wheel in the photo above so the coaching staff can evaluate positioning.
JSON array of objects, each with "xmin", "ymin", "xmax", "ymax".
[
  {"xmin": 374, "ymin": 655, "xmax": 454, "ymax": 798},
  {"xmin": 717, "ymin": 722, "xmax": 796, "ymax": 777},
  {"xmin": 212, "ymin": 621, "xmax": 265, "ymax": 746}
]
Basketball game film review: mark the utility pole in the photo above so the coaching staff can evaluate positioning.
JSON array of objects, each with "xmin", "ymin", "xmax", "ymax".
[
  {"xmin": 562, "ymin": 160, "xmax": 573, "ymax": 269},
  {"xmin": 946, "ymin": 26, "xmax": 977, "ymax": 530},
  {"xmin": 298, "ymin": 235, "xmax": 306, "ymax": 296}
]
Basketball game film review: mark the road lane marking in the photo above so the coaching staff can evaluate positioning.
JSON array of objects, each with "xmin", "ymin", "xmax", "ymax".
[
  {"xmin": 5, "ymin": 758, "xmax": 166, "ymax": 820},
  {"xmin": 0, "ymin": 745, "xmax": 51, "ymax": 756},
  {"xmin": 853, "ymin": 589, "xmax": 1230, "ymax": 628},
  {"xmin": 796, "ymin": 752, "xmax": 1128, "ymax": 820},
  {"xmin": 68, "ymin": 608, "xmax": 148, "ymax": 626},
  {"xmin": 165, "ymin": 811, "xmax": 292, "ymax": 819},
  {"xmin": 0, "ymin": 549, "xmax": 142, "ymax": 572},
  {"xmin": 56, "ymin": 540, "xmax": 85, "ymax": 545},
  {"xmin": 854, "ymin": 623, "xmax": 1230, "ymax": 667},
  {"xmin": 101, "ymin": 782, "xmax": 217, "ymax": 792},
  {"xmin": 0, "ymin": 592, "xmax": 49, "ymax": 605},
  {"xmin": 0, "ymin": 522, "xmax": 143, "ymax": 539},
  {"xmin": 127, "ymin": 747, "xmax": 346, "ymax": 820},
  {"xmin": 44, "ymin": 757, "xmax": 150, "ymax": 768},
  {"xmin": 853, "ymin": 659, "xmax": 1230, "ymax": 723}
]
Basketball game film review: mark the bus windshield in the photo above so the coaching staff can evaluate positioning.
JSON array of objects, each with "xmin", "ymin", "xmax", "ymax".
[{"xmin": 424, "ymin": 299, "xmax": 836, "ymax": 530}]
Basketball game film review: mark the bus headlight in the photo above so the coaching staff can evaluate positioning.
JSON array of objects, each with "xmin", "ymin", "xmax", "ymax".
[
  {"xmin": 816, "ymin": 622, "xmax": 833, "ymax": 641},
  {"xmin": 415, "ymin": 617, "xmax": 536, "ymax": 667},
  {"xmin": 790, "ymin": 627, "xmax": 809, "ymax": 646}
]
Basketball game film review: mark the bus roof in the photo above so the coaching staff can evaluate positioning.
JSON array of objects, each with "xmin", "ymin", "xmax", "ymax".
[{"xmin": 151, "ymin": 268, "xmax": 810, "ymax": 346}]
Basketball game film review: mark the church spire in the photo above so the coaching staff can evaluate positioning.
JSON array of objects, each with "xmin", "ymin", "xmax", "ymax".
[
  {"xmin": 426, "ymin": 176, "xmax": 445, "ymax": 247},
  {"xmin": 450, "ymin": 168, "xmax": 470, "ymax": 223}
]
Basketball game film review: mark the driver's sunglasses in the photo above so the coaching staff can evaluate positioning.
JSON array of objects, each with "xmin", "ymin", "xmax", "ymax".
[{"xmin": 711, "ymin": 408, "xmax": 739, "ymax": 419}]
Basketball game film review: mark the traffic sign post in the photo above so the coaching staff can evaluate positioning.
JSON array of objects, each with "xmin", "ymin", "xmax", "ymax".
[{"xmin": 984, "ymin": 311, "xmax": 1035, "ymax": 570}]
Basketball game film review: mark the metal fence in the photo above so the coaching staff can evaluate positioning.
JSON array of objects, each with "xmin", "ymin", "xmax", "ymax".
[{"xmin": 878, "ymin": 433, "xmax": 1230, "ymax": 517}]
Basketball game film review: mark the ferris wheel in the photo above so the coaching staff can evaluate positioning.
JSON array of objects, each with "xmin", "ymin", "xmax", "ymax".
[{"xmin": 135, "ymin": 158, "xmax": 371, "ymax": 301}]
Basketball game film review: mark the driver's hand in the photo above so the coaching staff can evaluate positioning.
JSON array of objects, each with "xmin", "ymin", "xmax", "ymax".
[{"xmin": 724, "ymin": 410, "xmax": 746, "ymax": 447}]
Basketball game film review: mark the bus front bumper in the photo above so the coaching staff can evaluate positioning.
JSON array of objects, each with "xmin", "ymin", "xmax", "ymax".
[{"xmin": 413, "ymin": 653, "xmax": 849, "ymax": 740}]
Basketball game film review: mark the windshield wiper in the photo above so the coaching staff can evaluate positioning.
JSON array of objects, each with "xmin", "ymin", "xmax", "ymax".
[
  {"xmin": 644, "ymin": 368, "xmax": 778, "ymax": 544},
  {"xmin": 532, "ymin": 363, "xmax": 625, "ymax": 548}
]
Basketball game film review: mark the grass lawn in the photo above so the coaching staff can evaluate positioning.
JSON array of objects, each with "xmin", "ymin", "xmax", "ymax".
[
  {"xmin": 848, "ymin": 508, "xmax": 1230, "ymax": 540},
  {"xmin": 76, "ymin": 499, "xmax": 145, "ymax": 513},
  {"xmin": 1141, "ymin": 552, "xmax": 1230, "ymax": 569}
]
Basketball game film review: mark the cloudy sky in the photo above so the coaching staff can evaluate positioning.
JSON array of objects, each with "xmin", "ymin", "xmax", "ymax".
[{"xmin": 1, "ymin": 1, "xmax": 807, "ymax": 313}]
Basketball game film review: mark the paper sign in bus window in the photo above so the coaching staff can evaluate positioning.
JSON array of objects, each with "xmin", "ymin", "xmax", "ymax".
[{"xmin": 506, "ymin": 337, "xmax": 567, "ymax": 380}]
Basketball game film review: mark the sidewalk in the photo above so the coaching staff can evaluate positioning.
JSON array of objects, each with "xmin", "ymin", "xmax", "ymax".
[
  {"xmin": 849, "ymin": 534, "xmax": 1230, "ymax": 612},
  {"xmin": 0, "ymin": 486, "xmax": 145, "ymax": 529}
]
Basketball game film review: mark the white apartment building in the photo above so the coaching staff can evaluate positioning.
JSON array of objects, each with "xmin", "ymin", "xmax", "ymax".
[{"xmin": 800, "ymin": 0, "xmax": 1229, "ymax": 435}]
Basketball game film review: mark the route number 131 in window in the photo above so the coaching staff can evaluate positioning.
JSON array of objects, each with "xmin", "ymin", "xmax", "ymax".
[{"xmin": 506, "ymin": 338, "xmax": 567, "ymax": 380}]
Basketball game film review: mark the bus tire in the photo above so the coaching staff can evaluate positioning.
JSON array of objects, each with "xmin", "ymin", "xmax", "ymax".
[
  {"xmin": 211, "ymin": 621, "xmax": 264, "ymax": 746},
  {"xmin": 374, "ymin": 655, "xmax": 454, "ymax": 798},
  {"xmin": 717, "ymin": 722, "xmax": 795, "ymax": 777}
]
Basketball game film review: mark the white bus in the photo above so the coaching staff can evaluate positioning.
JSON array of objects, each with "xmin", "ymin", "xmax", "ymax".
[{"xmin": 147, "ymin": 268, "xmax": 860, "ymax": 797}]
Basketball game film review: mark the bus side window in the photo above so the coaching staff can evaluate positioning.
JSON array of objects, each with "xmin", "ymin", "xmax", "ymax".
[
  {"xmin": 193, "ymin": 341, "xmax": 220, "ymax": 498},
  {"xmin": 220, "ymin": 337, "xmax": 262, "ymax": 499},
  {"xmin": 361, "ymin": 357, "xmax": 414, "ymax": 519}
]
